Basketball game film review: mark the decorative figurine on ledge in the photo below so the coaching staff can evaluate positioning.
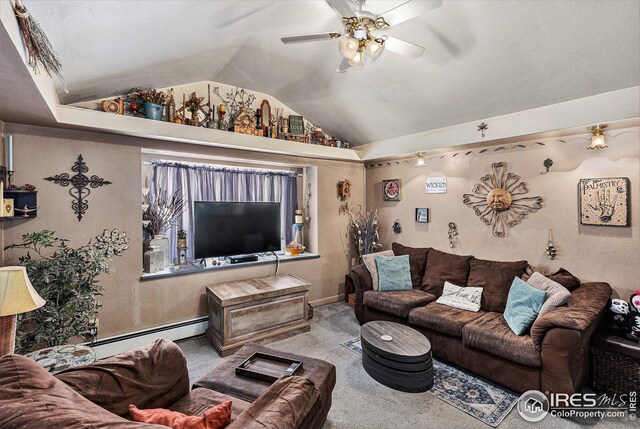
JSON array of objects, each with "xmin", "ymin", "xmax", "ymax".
[
  {"xmin": 233, "ymin": 108, "xmax": 262, "ymax": 136},
  {"xmin": 608, "ymin": 298, "xmax": 630, "ymax": 335},
  {"xmin": 626, "ymin": 291, "xmax": 640, "ymax": 342}
]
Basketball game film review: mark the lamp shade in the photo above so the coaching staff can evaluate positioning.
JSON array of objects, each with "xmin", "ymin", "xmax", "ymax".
[
  {"xmin": 0, "ymin": 267, "xmax": 45, "ymax": 316},
  {"xmin": 365, "ymin": 39, "xmax": 384, "ymax": 60},
  {"xmin": 340, "ymin": 37, "xmax": 359, "ymax": 60}
]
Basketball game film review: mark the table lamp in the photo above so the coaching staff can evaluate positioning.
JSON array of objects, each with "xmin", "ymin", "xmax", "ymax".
[{"xmin": 0, "ymin": 266, "xmax": 45, "ymax": 355}]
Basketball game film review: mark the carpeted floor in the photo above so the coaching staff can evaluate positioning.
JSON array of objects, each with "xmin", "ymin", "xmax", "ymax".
[{"xmin": 176, "ymin": 302, "xmax": 634, "ymax": 429}]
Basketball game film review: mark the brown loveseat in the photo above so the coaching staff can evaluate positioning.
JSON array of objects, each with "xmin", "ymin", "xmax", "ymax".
[
  {"xmin": 0, "ymin": 339, "xmax": 335, "ymax": 429},
  {"xmin": 350, "ymin": 243, "xmax": 611, "ymax": 395}
]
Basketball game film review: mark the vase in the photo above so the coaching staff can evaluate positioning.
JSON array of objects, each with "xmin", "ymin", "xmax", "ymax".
[
  {"xmin": 147, "ymin": 235, "xmax": 171, "ymax": 268},
  {"xmin": 143, "ymin": 245, "xmax": 164, "ymax": 273},
  {"xmin": 144, "ymin": 102, "xmax": 164, "ymax": 121}
]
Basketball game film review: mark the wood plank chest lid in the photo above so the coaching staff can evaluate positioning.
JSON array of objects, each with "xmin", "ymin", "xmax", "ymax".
[{"xmin": 206, "ymin": 274, "xmax": 311, "ymax": 307}]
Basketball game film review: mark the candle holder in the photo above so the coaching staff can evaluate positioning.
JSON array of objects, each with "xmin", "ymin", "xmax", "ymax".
[{"xmin": 7, "ymin": 170, "xmax": 14, "ymax": 188}]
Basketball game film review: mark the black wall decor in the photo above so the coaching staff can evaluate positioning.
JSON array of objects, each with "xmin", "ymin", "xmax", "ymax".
[{"xmin": 44, "ymin": 154, "xmax": 112, "ymax": 221}]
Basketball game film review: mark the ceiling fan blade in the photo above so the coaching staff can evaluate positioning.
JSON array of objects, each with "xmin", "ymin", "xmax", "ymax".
[
  {"xmin": 326, "ymin": 0, "xmax": 355, "ymax": 19},
  {"xmin": 383, "ymin": 37, "xmax": 426, "ymax": 59},
  {"xmin": 216, "ymin": 4, "xmax": 273, "ymax": 29},
  {"xmin": 336, "ymin": 56, "xmax": 351, "ymax": 73},
  {"xmin": 281, "ymin": 32, "xmax": 342, "ymax": 44},
  {"xmin": 381, "ymin": 0, "xmax": 443, "ymax": 27}
]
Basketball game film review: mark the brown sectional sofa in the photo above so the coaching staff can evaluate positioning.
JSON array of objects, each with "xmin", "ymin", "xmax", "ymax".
[
  {"xmin": 0, "ymin": 339, "xmax": 335, "ymax": 429},
  {"xmin": 350, "ymin": 243, "xmax": 611, "ymax": 395}
]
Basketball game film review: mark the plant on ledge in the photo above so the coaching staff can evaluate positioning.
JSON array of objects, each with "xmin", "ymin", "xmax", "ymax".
[
  {"xmin": 347, "ymin": 205, "xmax": 382, "ymax": 262},
  {"xmin": 4, "ymin": 229, "xmax": 129, "ymax": 353}
]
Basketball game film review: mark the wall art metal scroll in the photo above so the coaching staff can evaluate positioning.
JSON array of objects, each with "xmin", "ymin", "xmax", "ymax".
[
  {"xmin": 463, "ymin": 162, "xmax": 543, "ymax": 237},
  {"xmin": 44, "ymin": 154, "xmax": 112, "ymax": 221},
  {"xmin": 578, "ymin": 177, "xmax": 629, "ymax": 226}
]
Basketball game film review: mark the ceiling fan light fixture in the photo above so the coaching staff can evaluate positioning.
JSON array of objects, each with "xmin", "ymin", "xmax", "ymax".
[
  {"xmin": 341, "ymin": 37, "xmax": 359, "ymax": 60},
  {"xmin": 348, "ymin": 49, "xmax": 365, "ymax": 67},
  {"xmin": 365, "ymin": 39, "xmax": 384, "ymax": 60}
]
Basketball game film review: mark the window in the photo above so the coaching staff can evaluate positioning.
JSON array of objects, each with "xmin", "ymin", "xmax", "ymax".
[{"xmin": 148, "ymin": 161, "xmax": 299, "ymax": 261}]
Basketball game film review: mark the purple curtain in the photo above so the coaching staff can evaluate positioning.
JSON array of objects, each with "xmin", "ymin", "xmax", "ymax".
[{"xmin": 150, "ymin": 161, "xmax": 298, "ymax": 261}]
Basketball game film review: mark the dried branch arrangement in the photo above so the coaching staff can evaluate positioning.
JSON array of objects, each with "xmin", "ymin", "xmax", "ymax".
[
  {"xmin": 213, "ymin": 86, "xmax": 256, "ymax": 129},
  {"xmin": 347, "ymin": 205, "xmax": 382, "ymax": 260},
  {"xmin": 143, "ymin": 188, "xmax": 185, "ymax": 236},
  {"xmin": 12, "ymin": 0, "xmax": 66, "ymax": 90}
]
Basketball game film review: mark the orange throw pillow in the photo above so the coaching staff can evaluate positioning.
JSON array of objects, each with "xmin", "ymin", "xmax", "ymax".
[{"xmin": 129, "ymin": 400, "xmax": 232, "ymax": 429}]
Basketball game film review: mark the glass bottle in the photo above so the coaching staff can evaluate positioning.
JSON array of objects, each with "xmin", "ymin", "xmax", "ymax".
[{"xmin": 166, "ymin": 88, "xmax": 176, "ymax": 122}]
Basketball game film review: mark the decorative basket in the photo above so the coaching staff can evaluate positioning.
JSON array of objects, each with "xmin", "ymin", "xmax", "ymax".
[{"xmin": 590, "ymin": 345, "xmax": 640, "ymax": 395}]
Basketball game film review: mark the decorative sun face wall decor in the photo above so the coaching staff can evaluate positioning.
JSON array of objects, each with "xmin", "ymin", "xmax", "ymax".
[{"xmin": 463, "ymin": 162, "xmax": 543, "ymax": 237}]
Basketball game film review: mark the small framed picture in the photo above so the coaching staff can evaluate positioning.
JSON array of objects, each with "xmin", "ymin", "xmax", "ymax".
[
  {"xmin": 383, "ymin": 179, "xmax": 401, "ymax": 201},
  {"xmin": 2, "ymin": 198, "xmax": 13, "ymax": 217},
  {"xmin": 416, "ymin": 208, "xmax": 429, "ymax": 223},
  {"xmin": 288, "ymin": 115, "xmax": 305, "ymax": 136}
]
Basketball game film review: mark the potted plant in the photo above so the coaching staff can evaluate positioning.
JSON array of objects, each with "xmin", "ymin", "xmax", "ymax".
[
  {"xmin": 129, "ymin": 88, "xmax": 167, "ymax": 121},
  {"xmin": 177, "ymin": 229, "xmax": 187, "ymax": 249},
  {"xmin": 4, "ymin": 229, "xmax": 129, "ymax": 353}
]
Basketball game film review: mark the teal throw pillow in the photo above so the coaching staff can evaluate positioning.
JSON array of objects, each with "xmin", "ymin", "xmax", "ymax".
[
  {"xmin": 376, "ymin": 255, "xmax": 412, "ymax": 291},
  {"xmin": 504, "ymin": 277, "xmax": 547, "ymax": 335}
]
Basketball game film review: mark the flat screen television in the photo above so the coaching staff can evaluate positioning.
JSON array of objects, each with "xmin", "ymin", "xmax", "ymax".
[{"xmin": 194, "ymin": 201, "xmax": 281, "ymax": 259}]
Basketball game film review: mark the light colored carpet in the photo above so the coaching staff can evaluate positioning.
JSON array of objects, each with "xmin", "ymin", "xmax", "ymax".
[{"xmin": 176, "ymin": 302, "xmax": 635, "ymax": 429}]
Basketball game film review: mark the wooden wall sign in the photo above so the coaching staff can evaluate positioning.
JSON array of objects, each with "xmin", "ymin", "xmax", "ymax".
[
  {"xmin": 288, "ymin": 115, "xmax": 305, "ymax": 136},
  {"xmin": 425, "ymin": 176, "xmax": 447, "ymax": 194},
  {"xmin": 578, "ymin": 177, "xmax": 630, "ymax": 226}
]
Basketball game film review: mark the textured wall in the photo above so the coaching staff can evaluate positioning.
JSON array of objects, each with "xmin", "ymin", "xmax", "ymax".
[
  {"xmin": 2, "ymin": 123, "xmax": 363, "ymax": 338},
  {"xmin": 365, "ymin": 127, "xmax": 640, "ymax": 300}
]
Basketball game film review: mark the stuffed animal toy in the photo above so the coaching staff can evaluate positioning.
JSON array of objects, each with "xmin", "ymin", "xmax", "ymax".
[
  {"xmin": 608, "ymin": 298, "xmax": 630, "ymax": 334},
  {"xmin": 626, "ymin": 291, "xmax": 640, "ymax": 342}
]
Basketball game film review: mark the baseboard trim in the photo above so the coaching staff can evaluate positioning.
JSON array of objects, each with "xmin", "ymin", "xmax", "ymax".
[
  {"xmin": 310, "ymin": 294, "xmax": 341, "ymax": 307},
  {"xmin": 90, "ymin": 297, "xmax": 342, "ymax": 359},
  {"xmin": 90, "ymin": 317, "xmax": 208, "ymax": 359}
]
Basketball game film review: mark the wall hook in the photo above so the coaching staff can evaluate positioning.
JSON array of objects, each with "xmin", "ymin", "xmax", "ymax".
[{"xmin": 477, "ymin": 122, "xmax": 488, "ymax": 138}]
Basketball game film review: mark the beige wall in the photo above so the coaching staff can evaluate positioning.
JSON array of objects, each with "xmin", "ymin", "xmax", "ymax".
[
  {"xmin": 2, "ymin": 123, "xmax": 364, "ymax": 338},
  {"xmin": 365, "ymin": 127, "xmax": 640, "ymax": 300}
]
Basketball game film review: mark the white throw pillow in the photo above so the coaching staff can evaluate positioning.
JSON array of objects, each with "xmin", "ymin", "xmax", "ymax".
[
  {"xmin": 436, "ymin": 281, "xmax": 483, "ymax": 312},
  {"xmin": 526, "ymin": 272, "xmax": 571, "ymax": 318},
  {"xmin": 362, "ymin": 250, "xmax": 394, "ymax": 291}
]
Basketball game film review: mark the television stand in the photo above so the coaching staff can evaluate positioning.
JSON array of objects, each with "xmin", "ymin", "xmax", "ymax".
[{"xmin": 229, "ymin": 255, "xmax": 259, "ymax": 264}]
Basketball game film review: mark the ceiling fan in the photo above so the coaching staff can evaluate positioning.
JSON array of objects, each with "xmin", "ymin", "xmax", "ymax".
[{"xmin": 281, "ymin": 0, "xmax": 443, "ymax": 72}]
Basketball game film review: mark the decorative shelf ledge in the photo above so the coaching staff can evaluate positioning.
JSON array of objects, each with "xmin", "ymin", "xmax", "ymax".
[
  {"xmin": 140, "ymin": 253, "xmax": 321, "ymax": 281},
  {"xmin": 57, "ymin": 106, "xmax": 362, "ymax": 162}
]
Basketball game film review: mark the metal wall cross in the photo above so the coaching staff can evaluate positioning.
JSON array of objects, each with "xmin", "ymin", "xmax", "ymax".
[{"xmin": 44, "ymin": 154, "xmax": 112, "ymax": 221}]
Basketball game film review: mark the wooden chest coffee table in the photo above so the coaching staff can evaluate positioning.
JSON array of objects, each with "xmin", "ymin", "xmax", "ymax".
[
  {"xmin": 205, "ymin": 274, "xmax": 311, "ymax": 356},
  {"xmin": 360, "ymin": 320, "xmax": 433, "ymax": 392}
]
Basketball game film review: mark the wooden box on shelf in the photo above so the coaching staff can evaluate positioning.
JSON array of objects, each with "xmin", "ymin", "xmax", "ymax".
[{"xmin": 2, "ymin": 190, "xmax": 37, "ymax": 220}]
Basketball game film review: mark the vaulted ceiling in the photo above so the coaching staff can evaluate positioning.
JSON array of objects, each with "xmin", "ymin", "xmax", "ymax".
[{"xmin": 21, "ymin": 0, "xmax": 640, "ymax": 145}]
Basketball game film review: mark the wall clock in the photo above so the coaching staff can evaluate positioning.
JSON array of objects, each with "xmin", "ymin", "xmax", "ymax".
[{"xmin": 383, "ymin": 179, "xmax": 401, "ymax": 201}]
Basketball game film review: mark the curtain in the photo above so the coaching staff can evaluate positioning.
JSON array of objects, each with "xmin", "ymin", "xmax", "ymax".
[{"xmin": 149, "ymin": 161, "xmax": 299, "ymax": 262}]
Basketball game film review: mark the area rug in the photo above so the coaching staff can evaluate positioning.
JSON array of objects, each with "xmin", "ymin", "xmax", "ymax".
[{"xmin": 341, "ymin": 336, "xmax": 518, "ymax": 427}]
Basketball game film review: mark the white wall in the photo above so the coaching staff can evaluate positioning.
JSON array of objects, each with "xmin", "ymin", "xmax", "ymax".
[{"xmin": 366, "ymin": 126, "xmax": 640, "ymax": 300}]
